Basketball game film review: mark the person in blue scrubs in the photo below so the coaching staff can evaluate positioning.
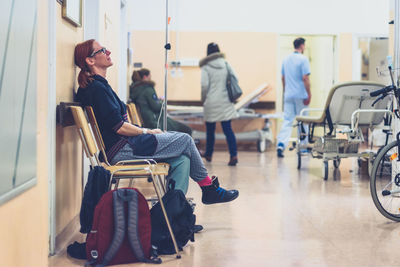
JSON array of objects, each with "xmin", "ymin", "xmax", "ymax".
[{"xmin": 277, "ymin": 37, "xmax": 311, "ymax": 158}]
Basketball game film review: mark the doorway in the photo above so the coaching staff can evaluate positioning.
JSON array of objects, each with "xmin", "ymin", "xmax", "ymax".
[{"xmin": 353, "ymin": 37, "xmax": 389, "ymax": 84}]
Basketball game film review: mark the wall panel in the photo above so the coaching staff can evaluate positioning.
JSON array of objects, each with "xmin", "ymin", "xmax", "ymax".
[{"xmin": 0, "ymin": 0, "xmax": 49, "ymax": 265}]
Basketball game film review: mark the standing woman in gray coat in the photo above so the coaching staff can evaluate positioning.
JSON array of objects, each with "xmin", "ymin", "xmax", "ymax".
[{"xmin": 199, "ymin": 43, "xmax": 239, "ymax": 166}]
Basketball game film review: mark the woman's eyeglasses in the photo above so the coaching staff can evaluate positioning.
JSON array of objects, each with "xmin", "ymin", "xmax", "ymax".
[{"xmin": 89, "ymin": 47, "xmax": 107, "ymax": 57}]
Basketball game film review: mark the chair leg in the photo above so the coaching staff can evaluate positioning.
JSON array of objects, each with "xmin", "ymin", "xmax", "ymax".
[
  {"xmin": 156, "ymin": 174, "xmax": 167, "ymax": 195},
  {"xmin": 150, "ymin": 172, "xmax": 181, "ymax": 258},
  {"xmin": 114, "ymin": 178, "xmax": 120, "ymax": 190},
  {"xmin": 128, "ymin": 178, "xmax": 134, "ymax": 188}
]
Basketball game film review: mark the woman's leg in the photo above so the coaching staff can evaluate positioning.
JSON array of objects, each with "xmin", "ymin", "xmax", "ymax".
[
  {"xmin": 111, "ymin": 145, "xmax": 190, "ymax": 193},
  {"xmin": 221, "ymin": 120, "xmax": 237, "ymax": 157},
  {"xmin": 163, "ymin": 155, "xmax": 190, "ymax": 194},
  {"xmin": 111, "ymin": 132, "xmax": 239, "ymax": 204},
  {"xmin": 111, "ymin": 132, "xmax": 207, "ymax": 181},
  {"xmin": 205, "ymin": 122, "xmax": 216, "ymax": 157},
  {"xmin": 153, "ymin": 132, "xmax": 207, "ymax": 182}
]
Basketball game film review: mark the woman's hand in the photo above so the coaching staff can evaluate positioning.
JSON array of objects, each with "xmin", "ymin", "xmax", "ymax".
[{"xmin": 148, "ymin": 128, "xmax": 163, "ymax": 134}]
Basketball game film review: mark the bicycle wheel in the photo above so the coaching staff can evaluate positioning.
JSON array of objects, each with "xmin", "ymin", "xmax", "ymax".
[{"xmin": 370, "ymin": 141, "xmax": 400, "ymax": 221}]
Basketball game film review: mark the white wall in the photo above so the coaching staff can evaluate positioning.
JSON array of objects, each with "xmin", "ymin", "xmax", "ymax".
[{"xmin": 129, "ymin": 0, "xmax": 390, "ymax": 35}]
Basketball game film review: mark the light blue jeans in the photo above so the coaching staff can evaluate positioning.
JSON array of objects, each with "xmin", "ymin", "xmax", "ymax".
[{"xmin": 277, "ymin": 98, "xmax": 308, "ymax": 150}]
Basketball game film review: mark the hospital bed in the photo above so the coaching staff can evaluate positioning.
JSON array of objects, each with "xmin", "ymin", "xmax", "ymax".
[
  {"xmin": 295, "ymin": 81, "xmax": 391, "ymax": 180},
  {"xmin": 168, "ymin": 83, "xmax": 281, "ymax": 152}
]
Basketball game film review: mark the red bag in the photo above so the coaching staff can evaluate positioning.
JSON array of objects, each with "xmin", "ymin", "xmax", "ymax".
[{"xmin": 86, "ymin": 188, "xmax": 160, "ymax": 266}]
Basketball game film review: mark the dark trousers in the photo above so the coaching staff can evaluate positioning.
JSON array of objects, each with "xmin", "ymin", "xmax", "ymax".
[{"xmin": 205, "ymin": 120, "xmax": 237, "ymax": 157}]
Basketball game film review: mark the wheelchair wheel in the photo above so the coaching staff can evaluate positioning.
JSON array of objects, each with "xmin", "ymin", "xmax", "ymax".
[
  {"xmin": 357, "ymin": 158, "xmax": 362, "ymax": 168},
  {"xmin": 257, "ymin": 140, "xmax": 266, "ymax": 153},
  {"xmin": 333, "ymin": 159, "xmax": 341, "ymax": 168},
  {"xmin": 370, "ymin": 141, "xmax": 400, "ymax": 221},
  {"xmin": 323, "ymin": 161, "xmax": 329, "ymax": 180},
  {"xmin": 297, "ymin": 151, "xmax": 301, "ymax": 169}
]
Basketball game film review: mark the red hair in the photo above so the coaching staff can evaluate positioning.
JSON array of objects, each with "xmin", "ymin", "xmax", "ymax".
[{"xmin": 74, "ymin": 39, "xmax": 95, "ymax": 88}]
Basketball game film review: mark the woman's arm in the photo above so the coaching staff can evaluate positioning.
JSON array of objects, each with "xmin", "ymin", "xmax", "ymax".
[{"xmin": 116, "ymin": 122, "xmax": 162, "ymax": 136}]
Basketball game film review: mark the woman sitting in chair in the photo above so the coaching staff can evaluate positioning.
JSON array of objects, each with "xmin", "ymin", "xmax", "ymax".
[
  {"xmin": 74, "ymin": 39, "xmax": 238, "ymax": 205},
  {"xmin": 129, "ymin": 68, "xmax": 192, "ymax": 135}
]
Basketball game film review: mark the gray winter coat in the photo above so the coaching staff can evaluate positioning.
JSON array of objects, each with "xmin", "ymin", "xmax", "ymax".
[{"xmin": 200, "ymin": 53, "xmax": 238, "ymax": 122}]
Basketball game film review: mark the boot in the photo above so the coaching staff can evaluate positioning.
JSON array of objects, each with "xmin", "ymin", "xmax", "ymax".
[
  {"xmin": 201, "ymin": 176, "xmax": 239, "ymax": 205},
  {"xmin": 201, "ymin": 153, "xmax": 212, "ymax": 162},
  {"xmin": 193, "ymin": 224, "xmax": 203, "ymax": 233},
  {"xmin": 228, "ymin": 156, "xmax": 238, "ymax": 166}
]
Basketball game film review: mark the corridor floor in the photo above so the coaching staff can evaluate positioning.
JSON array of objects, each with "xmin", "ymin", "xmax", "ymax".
[{"xmin": 49, "ymin": 149, "xmax": 400, "ymax": 267}]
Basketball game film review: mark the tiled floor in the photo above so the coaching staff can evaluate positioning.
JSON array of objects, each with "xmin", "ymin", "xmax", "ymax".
[{"xmin": 49, "ymin": 149, "xmax": 400, "ymax": 267}]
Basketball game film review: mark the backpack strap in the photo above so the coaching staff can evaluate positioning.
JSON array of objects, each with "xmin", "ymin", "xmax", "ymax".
[
  {"xmin": 95, "ymin": 189, "xmax": 161, "ymax": 266},
  {"xmin": 126, "ymin": 190, "xmax": 146, "ymax": 261},
  {"xmin": 126, "ymin": 189, "xmax": 162, "ymax": 264},
  {"xmin": 95, "ymin": 190, "xmax": 127, "ymax": 267}
]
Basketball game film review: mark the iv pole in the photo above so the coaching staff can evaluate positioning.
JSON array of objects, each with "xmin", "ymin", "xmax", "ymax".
[
  {"xmin": 395, "ymin": 0, "xmax": 400, "ymax": 80},
  {"xmin": 394, "ymin": 0, "xmax": 400, "ymax": 135},
  {"xmin": 163, "ymin": 0, "xmax": 171, "ymax": 131}
]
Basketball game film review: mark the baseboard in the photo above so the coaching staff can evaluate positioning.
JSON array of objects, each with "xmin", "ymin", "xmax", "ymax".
[{"xmin": 55, "ymin": 215, "xmax": 84, "ymax": 254}]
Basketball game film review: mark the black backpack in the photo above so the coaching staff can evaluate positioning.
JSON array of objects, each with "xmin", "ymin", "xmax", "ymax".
[{"xmin": 150, "ymin": 188, "xmax": 196, "ymax": 254}]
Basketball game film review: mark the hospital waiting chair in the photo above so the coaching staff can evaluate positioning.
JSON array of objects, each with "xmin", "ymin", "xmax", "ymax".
[
  {"xmin": 69, "ymin": 105, "xmax": 181, "ymax": 257},
  {"xmin": 84, "ymin": 105, "xmax": 168, "ymax": 190},
  {"xmin": 127, "ymin": 103, "xmax": 143, "ymax": 127},
  {"xmin": 123, "ymin": 102, "xmax": 196, "ymax": 205},
  {"xmin": 86, "ymin": 105, "xmax": 174, "ymax": 202}
]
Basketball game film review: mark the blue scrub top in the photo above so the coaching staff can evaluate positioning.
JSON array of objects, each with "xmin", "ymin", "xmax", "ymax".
[{"xmin": 281, "ymin": 52, "xmax": 310, "ymax": 100}]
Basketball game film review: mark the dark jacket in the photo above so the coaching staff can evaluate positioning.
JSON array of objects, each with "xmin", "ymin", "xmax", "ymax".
[
  {"xmin": 76, "ymin": 75, "xmax": 158, "ymax": 161},
  {"xmin": 130, "ymin": 81, "xmax": 162, "ymax": 129},
  {"xmin": 79, "ymin": 166, "xmax": 110, "ymax": 233},
  {"xmin": 130, "ymin": 81, "xmax": 192, "ymax": 135}
]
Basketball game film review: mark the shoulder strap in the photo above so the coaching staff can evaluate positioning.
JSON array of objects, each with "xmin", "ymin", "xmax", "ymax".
[
  {"xmin": 127, "ymin": 189, "xmax": 162, "ymax": 264},
  {"xmin": 126, "ymin": 189, "xmax": 145, "ymax": 261},
  {"xmin": 96, "ymin": 189, "xmax": 161, "ymax": 266},
  {"xmin": 224, "ymin": 61, "xmax": 231, "ymax": 75},
  {"xmin": 96, "ymin": 190, "xmax": 127, "ymax": 267}
]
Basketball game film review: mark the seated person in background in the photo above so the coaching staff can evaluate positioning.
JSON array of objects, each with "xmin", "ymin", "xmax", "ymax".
[
  {"xmin": 74, "ymin": 39, "xmax": 239, "ymax": 204},
  {"xmin": 129, "ymin": 68, "xmax": 192, "ymax": 136}
]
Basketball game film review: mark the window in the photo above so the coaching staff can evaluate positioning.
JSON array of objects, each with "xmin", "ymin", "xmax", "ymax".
[{"xmin": 0, "ymin": 0, "xmax": 37, "ymax": 204}]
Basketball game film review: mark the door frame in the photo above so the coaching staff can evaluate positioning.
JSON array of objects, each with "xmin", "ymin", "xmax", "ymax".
[{"xmin": 48, "ymin": 0, "xmax": 57, "ymax": 255}]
